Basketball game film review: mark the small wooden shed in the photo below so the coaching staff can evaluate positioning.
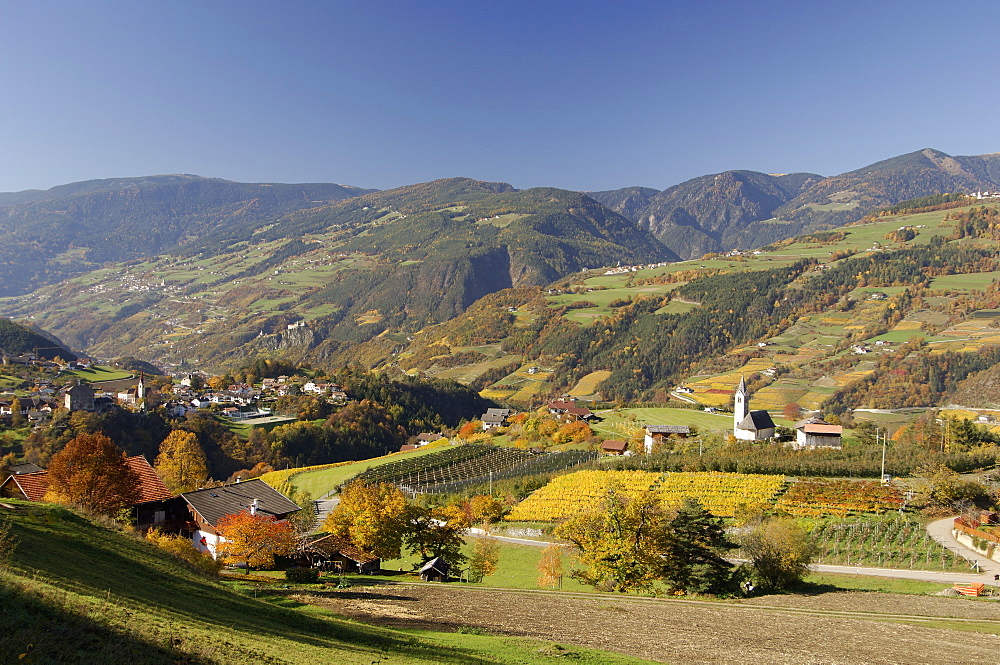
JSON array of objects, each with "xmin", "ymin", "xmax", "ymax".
[
  {"xmin": 600, "ymin": 440, "xmax": 628, "ymax": 456},
  {"xmin": 419, "ymin": 557, "xmax": 451, "ymax": 582}
]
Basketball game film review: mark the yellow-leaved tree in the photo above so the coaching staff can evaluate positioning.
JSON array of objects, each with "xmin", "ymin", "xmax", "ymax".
[
  {"xmin": 155, "ymin": 430, "xmax": 209, "ymax": 493},
  {"xmin": 537, "ymin": 543, "xmax": 564, "ymax": 588},
  {"xmin": 323, "ymin": 479, "xmax": 409, "ymax": 559}
]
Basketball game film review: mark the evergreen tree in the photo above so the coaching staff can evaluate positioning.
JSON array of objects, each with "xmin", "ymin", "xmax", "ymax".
[{"xmin": 660, "ymin": 497, "xmax": 734, "ymax": 594}]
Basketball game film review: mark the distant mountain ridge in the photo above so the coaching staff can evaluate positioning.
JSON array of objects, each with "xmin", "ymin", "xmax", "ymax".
[
  {"xmin": 591, "ymin": 148, "xmax": 1000, "ymax": 259},
  {"xmin": 0, "ymin": 175, "xmax": 376, "ymax": 296}
]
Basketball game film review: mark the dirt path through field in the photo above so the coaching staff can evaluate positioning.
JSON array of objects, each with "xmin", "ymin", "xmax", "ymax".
[{"xmin": 301, "ymin": 584, "xmax": 1000, "ymax": 664}]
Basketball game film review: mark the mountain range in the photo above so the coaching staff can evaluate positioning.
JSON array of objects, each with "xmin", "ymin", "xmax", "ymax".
[
  {"xmin": 1, "ymin": 146, "xmax": 998, "ymax": 376},
  {"xmin": 589, "ymin": 148, "xmax": 1000, "ymax": 259}
]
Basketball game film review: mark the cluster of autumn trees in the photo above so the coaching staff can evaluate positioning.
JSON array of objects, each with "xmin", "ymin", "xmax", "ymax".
[
  {"xmin": 548, "ymin": 489, "xmax": 813, "ymax": 594},
  {"xmin": 826, "ymin": 344, "xmax": 1000, "ymax": 414},
  {"xmin": 456, "ymin": 412, "xmax": 594, "ymax": 449},
  {"xmin": 323, "ymin": 479, "xmax": 506, "ymax": 575}
]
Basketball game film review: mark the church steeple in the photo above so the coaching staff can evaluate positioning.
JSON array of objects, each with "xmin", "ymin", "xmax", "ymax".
[{"xmin": 734, "ymin": 375, "xmax": 749, "ymax": 431}]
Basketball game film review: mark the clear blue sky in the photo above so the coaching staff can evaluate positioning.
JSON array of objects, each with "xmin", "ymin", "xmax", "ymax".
[{"xmin": 3, "ymin": 0, "xmax": 999, "ymax": 193}]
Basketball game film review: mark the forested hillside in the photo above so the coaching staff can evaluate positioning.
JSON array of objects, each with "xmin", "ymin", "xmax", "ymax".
[
  {"xmin": 380, "ymin": 196, "xmax": 1000, "ymax": 414},
  {"xmin": 0, "ymin": 317, "xmax": 75, "ymax": 359}
]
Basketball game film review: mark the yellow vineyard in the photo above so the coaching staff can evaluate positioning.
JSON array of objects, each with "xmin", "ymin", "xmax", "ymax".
[
  {"xmin": 506, "ymin": 470, "xmax": 785, "ymax": 522},
  {"xmin": 505, "ymin": 470, "xmax": 660, "ymax": 522}
]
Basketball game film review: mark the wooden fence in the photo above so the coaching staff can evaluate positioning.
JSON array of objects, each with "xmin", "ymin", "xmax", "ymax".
[{"xmin": 954, "ymin": 517, "xmax": 1000, "ymax": 545}]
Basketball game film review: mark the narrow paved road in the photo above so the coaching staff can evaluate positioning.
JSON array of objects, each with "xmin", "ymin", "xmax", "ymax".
[
  {"xmin": 311, "ymin": 498, "xmax": 339, "ymax": 531},
  {"xmin": 926, "ymin": 516, "xmax": 1000, "ymax": 581}
]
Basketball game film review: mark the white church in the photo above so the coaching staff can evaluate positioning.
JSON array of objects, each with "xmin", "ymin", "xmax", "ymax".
[{"xmin": 733, "ymin": 376, "xmax": 775, "ymax": 441}]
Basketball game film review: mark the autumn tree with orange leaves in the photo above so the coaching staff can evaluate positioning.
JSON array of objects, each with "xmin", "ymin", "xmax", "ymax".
[
  {"xmin": 216, "ymin": 511, "xmax": 297, "ymax": 569},
  {"xmin": 45, "ymin": 433, "xmax": 140, "ymax": 516}
]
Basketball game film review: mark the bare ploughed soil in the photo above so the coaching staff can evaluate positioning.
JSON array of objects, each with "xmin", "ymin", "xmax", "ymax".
[{"xmin": 298, "ymin": 584, "xmax": 1000, "ymax": 665}]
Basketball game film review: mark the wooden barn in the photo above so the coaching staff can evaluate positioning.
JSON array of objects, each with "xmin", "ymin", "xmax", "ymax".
[{"xmin": 299, "ymin": 534, "xmax": 381, "ymax": 574}]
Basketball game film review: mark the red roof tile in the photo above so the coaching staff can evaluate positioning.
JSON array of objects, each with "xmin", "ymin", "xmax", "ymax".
[
  {"xmin": 125, "ymin": 456, "xmax": 174, "ymax": 503},
  {"xmin": 0, "ymin": 456, "xmax": 172, "ymax": 505},
  {"xmin": 3, "ymin": 472, "xmax": 49, "ymax": 501},
  {"xmin": 802, "ymin": 424, "xmax": 843, "ymax": 435}
]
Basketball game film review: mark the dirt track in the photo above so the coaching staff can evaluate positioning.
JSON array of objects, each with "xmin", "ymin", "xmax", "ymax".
[{"xmin": 301, "ymin": 584, "xmax": 1000, "ymax": 664}]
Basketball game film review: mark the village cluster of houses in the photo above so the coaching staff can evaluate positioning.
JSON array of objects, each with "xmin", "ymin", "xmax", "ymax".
[
  {"xmin": 602, "ymin": 261, "xmax": 673, "ymax": 276},
  {"xmin": 601, "ymin": 377, "xmax": 844, "ymax": 456},
  {"xmin": 0, "ymin": 357, "xmax": 358, "ymax": 426}
]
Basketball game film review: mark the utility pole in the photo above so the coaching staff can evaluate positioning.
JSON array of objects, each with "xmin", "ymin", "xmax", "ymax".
[{"xmin": 879, "ymin": 428, "xmax": 888, "ymax": 485}]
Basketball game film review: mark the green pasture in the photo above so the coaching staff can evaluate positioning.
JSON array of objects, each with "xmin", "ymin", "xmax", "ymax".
[
  {"xmin": 60, "ymin": 365, "xmax": 134, "ymax": 381},
  {"xmin": 591, "ymin": 407, "xmax": 735, "ymax": 438},
  {"xmin": 291, "ymin": 445, "xmax": 450, "ymax": 497},
  {"xmin": 806, "ymin": 572, "xmax": 978, "ymax": 598},
  {"xmin": 475, "ymin": 212, "xmax": 528, "ymax": 228},
  {"xmin": 931, "ymin": 271, "xmax": 1000, "ymax": 292},
  {"xmin": 547, "ymin": 284, "xmax": 677, "ymax": 309},
  {"xmin": 852, "ymin": 409, "xmax": 924, "ymax": 424},
  {"xmin": 430, "ymin": 353, "xmax": 524, "ymax": 384},
  {"xmin": 382, "ymin": 537, "xmax": 593, "ymax": 592},
  {"xmin": 656, "ymin": 300, "xmax": 700, "ymax": 315}
]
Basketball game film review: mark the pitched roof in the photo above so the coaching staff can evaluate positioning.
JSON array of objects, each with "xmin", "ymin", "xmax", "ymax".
[
  {"xmin": 600, "ymin": 440, "xmax": 628, "ymax": 452},
  {"xmin": 303, "ymin": 534, "xmax": 379, "ymax": 564},
  {"xmin": 738, "ymin": 410, "xmax": 775, "ymax": 431},
  {"xmin": 801, "ymin": 424, "xmax": 843, "ymax": 435},
  {"xmin": 646, "ymin": 425, "xmax": 691, "ymax": 435},
  {"xmin": 10, "ymin": 462, "xmax": 43, "ymax": 475},
  {"xmin": 0, "ymin": 456, "xmax": 172, "ymax": 504},
  {"xmin": 565, "ymin": 406, "xmax": 593, "ymax": 418},
  {"xmin": 1, "ymin": 471, "xmax": 48, "ymax": 501},
  {"xmin": 420, "ymin": 556, "xmax": 451, "ymax": 575},
  {"xmin": 180, "ymin": 478, "xmax": 300, "ymax": 527},
  {"xmin": 125, "ymin": 456, "xmax": 174, "ymax": 503}
]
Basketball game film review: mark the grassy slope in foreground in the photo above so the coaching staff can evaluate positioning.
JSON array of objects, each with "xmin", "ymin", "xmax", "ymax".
[{"xmin": 0, "ymin": 500, "xmax": 651, "ymax": 664}]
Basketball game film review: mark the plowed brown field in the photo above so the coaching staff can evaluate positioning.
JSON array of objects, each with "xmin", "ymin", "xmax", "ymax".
[{"xmin": 300, "ymin": 584, "xmax": 1000, "ymax": 664}]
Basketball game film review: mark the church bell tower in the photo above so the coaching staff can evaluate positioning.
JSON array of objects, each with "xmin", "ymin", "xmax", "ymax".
[{"xmin": 734, "ymin": 375, "xmax": 749, "ymax": 431}]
